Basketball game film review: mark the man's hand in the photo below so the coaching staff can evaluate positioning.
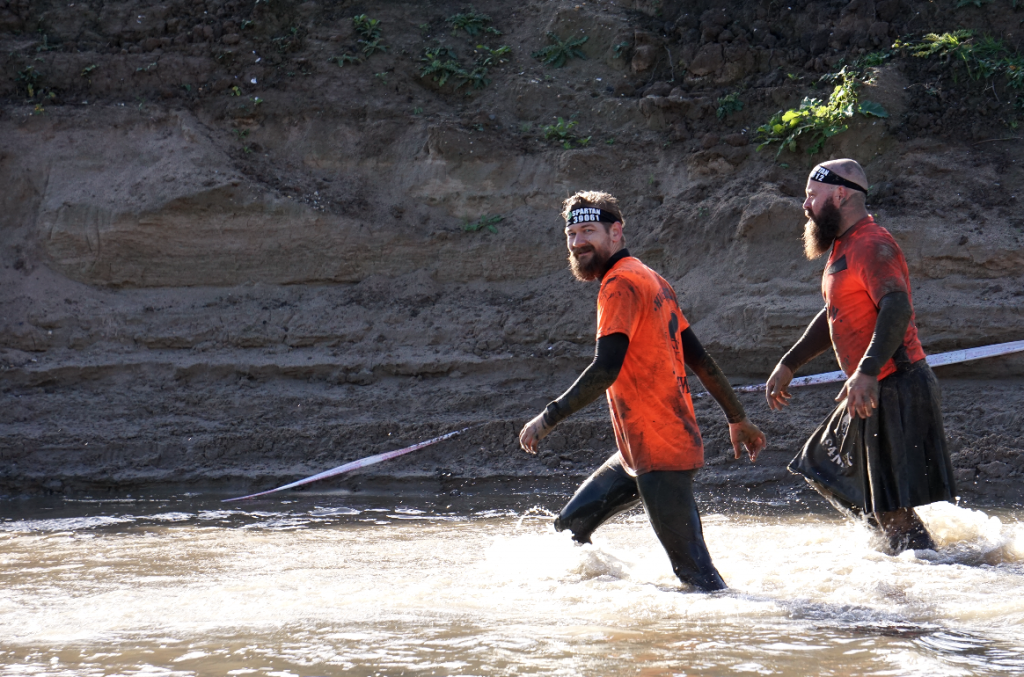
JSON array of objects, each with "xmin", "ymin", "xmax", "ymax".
[
  {"xmin": 518, "ymin": 412, "xmax": 554, "ymax": 454},
  {"xmin": 836, "ymin": 371, "xmax": 879, "ymax": 419},
  {"xmin": 765, "ymin": 363, "xmax": 794, "ymax": 411},
  {"xmin": 729, "ymin": 418, "xmax": 767, "ymax": 462}
]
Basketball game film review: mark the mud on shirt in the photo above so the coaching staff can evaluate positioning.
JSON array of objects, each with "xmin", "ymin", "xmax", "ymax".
[
  {"xmin": 597, "ymin": 256, "xmax": 703, "ymax": 476},
  {"xmin": 823, "ymin": 216, "xmax": 926, "ymax": 380}
]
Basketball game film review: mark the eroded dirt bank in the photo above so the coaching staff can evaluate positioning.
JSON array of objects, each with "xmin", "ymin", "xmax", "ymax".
[{"xmin": 1, "ymin": 0, "xmax": 1022, "ymax": 503}]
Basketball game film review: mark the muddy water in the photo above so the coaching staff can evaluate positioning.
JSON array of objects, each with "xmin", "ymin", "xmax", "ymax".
[{"xmin": 1, "ymin": 491, "xmax": 1022, "ymax": 677}]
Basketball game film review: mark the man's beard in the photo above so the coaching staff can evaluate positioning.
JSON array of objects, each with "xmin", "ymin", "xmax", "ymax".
[
  {"xmin": 568, "ymin": 245, "xmax": 611, "ymax": 282},
  {"xmin": 802, "ymin": 200, "xmax": 843, "ymax": 260}
]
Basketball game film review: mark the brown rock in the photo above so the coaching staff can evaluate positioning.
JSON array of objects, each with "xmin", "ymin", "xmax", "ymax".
[
  {"xmin": 688, "ymin": 44, "xmax": 723, "ymax": 77},
  {"xmin": 723, "ymin": 133, "xmax": 748, "ymax": 147},
  {"xmin": 222, "ymin": 33, "xmax": 241, "ymax": 45},
  {"xmin": 632, "ymin": 45, "xmax": 659, "ymax": 73},
  {"xmin": 645, "ymin": 81, "xmax": 673, "ymax": 98},
  {"xmin": 614, "ymin": 81, "xmax": 636, "ymax": 97},
  {"xmin": 701, "ymin": 133, "xmax": 720, "ymax": 149}
]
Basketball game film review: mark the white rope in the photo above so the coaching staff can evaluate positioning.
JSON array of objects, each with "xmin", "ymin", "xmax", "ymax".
[{"xmin": 696, "ymin": 339, "xmax": 1024, "ymax": 397}]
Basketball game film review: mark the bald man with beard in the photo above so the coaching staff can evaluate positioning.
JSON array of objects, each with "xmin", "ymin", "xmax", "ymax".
[{"xmin": 765, "ymin": 159, "xmax": 956, "ymax": 554}]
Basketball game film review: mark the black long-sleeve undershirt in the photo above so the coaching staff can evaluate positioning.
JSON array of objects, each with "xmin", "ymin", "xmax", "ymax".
[
  {"xmin": 542, "ymin": 328, "xmax": 748, "ymax": 428},
  {"xmin": 779, "ymin": 307, "xmax": 831, "ymax": 373},
  {"xmin": 680, "ymin": 328, "xmax": 747, "ymax": 424},
  {"xmin": 543, "ymin": 333, "xmax": 628, "ymax": 428},
  {"xmin": 779, "ymin": 292, "xmax": 911, "ymax": 377},
  {"xmin": 856, "ymin": 291, "xmax": 912, "ymax": 376}
]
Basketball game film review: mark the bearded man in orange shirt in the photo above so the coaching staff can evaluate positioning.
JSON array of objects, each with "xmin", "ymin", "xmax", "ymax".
[
  {"xmin": 518, "ymin": 190, "xmax": 766, "ymax": 592},
  {"xmin": 765, "ymin": 159, "xmax": 956, "ymax": 553}
]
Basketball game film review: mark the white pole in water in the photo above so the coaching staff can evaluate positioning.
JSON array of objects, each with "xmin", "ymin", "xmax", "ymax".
[
  {"xmin": 222, "ymin": 427, "xmax": 473, "ymax": 502},
  {"xmin": 708, "ymin": 339, "xmax": 1024, "ymax": 396}
]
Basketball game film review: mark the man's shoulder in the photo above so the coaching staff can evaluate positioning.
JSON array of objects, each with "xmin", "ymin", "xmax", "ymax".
[
  {"xmin": 846, "ymin": 219, "xmax": 904, "ymax": 262},
  {"xmin": 601, "ymin": 257, "xmax": 658, "ymax": 299}
]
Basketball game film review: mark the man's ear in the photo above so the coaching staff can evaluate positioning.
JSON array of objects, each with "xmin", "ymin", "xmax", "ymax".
[{"xmin": 610, "ymin": 220, "xmax": 624, "ymax": 242}]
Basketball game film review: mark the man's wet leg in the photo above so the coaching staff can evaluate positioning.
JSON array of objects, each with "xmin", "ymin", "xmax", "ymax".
[
  {"xmin": 554, "ymin": 453, "xmax": 640, "ymax": 544},
  {"xmin": 876, "ymin": 507, "xmax": 936, "ymax": 553},
  {"xmin": 636, "ymin": 469, "xmax": 726, "ymax": 592}
]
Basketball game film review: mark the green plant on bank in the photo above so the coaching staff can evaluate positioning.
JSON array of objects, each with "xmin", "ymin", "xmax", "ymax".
[
  {"xmin": 532, "ymin": 32, "xmax": 588, "ymax": 68},
  {"xmin": 353, "ymin": 14, "xmax": 386, "ymax": 58},
  {"xmin": 895, "ymin": 30, "xmax": 1024, "ymax": 90},
  {"xmin": 475, "ymin": 44, "xmax": 511, "ymax": 68},
  {"xmin": 420, "ymin": 46, "xmax": 464, "ymax": 87},
  {"xmin": 613, "ymin": 41, "xmax": 630, "ymax": 58},
  {"xmin": 818, "ymin": 50, "xmax": 892, "ymax": 85},
  {"xmin": 419, "ymin": 44, "xmax": 509, "ymax": 91},
  {"xmin": 542, "ymin": 116, "xmax": 590, "ymax": 148},
  {"xmin": 332, "ymin": 53, "xmax": 362, "ymax": 66},
  {"xmin": 353, "ymin": 14, "xmax": 381, "ymax": 40},
  {"xmin": 755, "ymin": 69, "xmax": 888, "ymax": 157},
  {"xmin": 374, "ymin": 71, "xmax": 389, "ymax": 84},
  {"xmin": 716, "ymin": 93, "xmax": 743, "ymax": 119},
  {"xmin": 448, "ymin": 10, "xmax": 501, "ymax": 37},
  {"xmin": 81, "ymin": 64, "xmax": 97, "ymax": 78},
  {"xmin": 232, "ymin": 128, "xmax": 249, "ymax": 141},
  {"xmin": 462, "ymin": 214, "xmax": 503, "ymax": 233},
  {"xmin": 17, "ymin": 66, "xmax": 41, "ymax": 98}
]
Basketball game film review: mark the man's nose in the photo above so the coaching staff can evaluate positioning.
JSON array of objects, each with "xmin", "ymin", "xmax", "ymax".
[{"xmin": 802, "ymin": 197, "xmax": 812, "ymax": 211}]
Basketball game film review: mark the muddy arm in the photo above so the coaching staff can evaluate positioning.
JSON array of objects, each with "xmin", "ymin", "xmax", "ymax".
[
  {"xmin": 542, "ymin": 333, "xmax": 629, "ymax": 427},
  {"xmin": 681, "ymin": 328, "xmax": 747, "ymax": 424},
  {"xmin": 856, "ymin": 291, "xmax": 912, "ymax": 376},
  {"xmin": 780, "ymin": 307, "xmax": 832, "ymax": 373}
]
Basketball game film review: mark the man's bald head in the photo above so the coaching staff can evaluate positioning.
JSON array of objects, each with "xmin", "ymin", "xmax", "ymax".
[
  {"xmin": 802, "ymin": 158, "xmax": 872, "ymax": 258},
  {"xmin": 811, "ymin": 159, "xmax": 869, "ymax": 203}
]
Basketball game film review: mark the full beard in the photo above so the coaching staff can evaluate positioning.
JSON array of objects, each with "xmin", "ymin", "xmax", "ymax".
[
  {"xmin": 802, "ymin": 200, "xmax": 843, "ymax": 260},
  {"xmin": 568, "ymin": 245, "xmax": 610, "ymax": 282}
]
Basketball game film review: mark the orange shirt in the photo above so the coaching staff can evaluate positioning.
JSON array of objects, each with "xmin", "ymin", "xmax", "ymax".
[
  {"xmin": 597, "ymin": 256, "xmax": 703, "ymax": 476},
  {"xmin": 823, "ymin": 216, "xmax": 926, "ymax": 380}
]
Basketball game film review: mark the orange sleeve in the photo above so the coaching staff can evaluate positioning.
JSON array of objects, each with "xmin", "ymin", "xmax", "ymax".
[
  {"xmin": 597, "ymin": 271, "xmax": 643, "ymax": 339},
  {"xmin": 852, "ymin": 235, "xmax": 909, "ymax": 306}
]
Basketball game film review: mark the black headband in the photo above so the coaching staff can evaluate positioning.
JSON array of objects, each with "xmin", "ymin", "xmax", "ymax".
[
  {"xmin": 566, "ymin": 207, "xmax": 620, "ymax": 225},
  {"xmin": 810, "ymin": 166, "xmax": 867, "ymax": 193}
]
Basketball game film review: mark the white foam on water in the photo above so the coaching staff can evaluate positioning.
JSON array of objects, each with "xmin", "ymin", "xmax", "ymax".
[{"xmin": 1, "ymin": 503, "xmax": 1023, "ymax": 676}]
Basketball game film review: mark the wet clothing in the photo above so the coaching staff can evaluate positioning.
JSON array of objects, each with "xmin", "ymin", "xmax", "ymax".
[
  {"xmin": 788, "ymin": 216, "xmax": 955, "ymax": 515},
  {"xmin": 543, "ymin": 333, "xmax": 629, "ymax": 429},
  {"xmin": 555, "ymin": 453, "xmax": 726, "ymax": 591},
  {"xmin": 597, "ymin": 254, "xmax": 703, "ymax": 475},
  {"xmin": 790, "ymin": 359, "xmax": 956, "ymax": 514},
  {"xmin": 823, "ymin": 216, "xmax": 926, "ymax": 380},
  {"xmin": 545, "ymin": 328, "xmax": 746, "ymax": 428}
]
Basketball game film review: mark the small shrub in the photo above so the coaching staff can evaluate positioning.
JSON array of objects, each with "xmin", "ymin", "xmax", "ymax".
[
  {"xmin": 895, "ymin": 30, "xmax": 1024, "ymax": 90},
  {"xmin": 332, "ymin": 53, "xmax": 362, "ymax": 66},
  {"xmin": 353, "ymin": 15, "xmax": 382, "ymax": 40},
  {"xmin": 542, "ymin": 116, "xmax": 590, "ymax": 148},
  {"xmin": 532, "ymin": 32, "xmax": 588, "ymax": 68},
  {"xmin": 475, "ymin": 44, "xmax": 511, "ymax": 68},
  {"xmin": 352, "ymin": 14, "xmax": 385, "ymax": 59},
  {"xmin": 420, "ymin": 47, "xmax": 465, "ymax": 87},
  {"xmin": 462, "ymin": 214, "xmax": 503, "ymax": 233},
  {"xmin": 716, "ymin": 93, "xmax": 743, "ymax": 119},
  {"xmin": 17, "ymin": 66, "xmax": 41, "ymax": 98},
  {"xmin": 448, "ymin": 10, "xmax": 501, "ymax": 37},
  {"xmin": 755, "ymin": 70, "xmax": 888, "ymax": 156}
]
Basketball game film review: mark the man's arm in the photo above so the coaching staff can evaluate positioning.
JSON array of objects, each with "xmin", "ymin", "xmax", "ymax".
[
  {"xmin": 766, "ymin": 307, "xmax": 831, "ymax": 410},
  {"xmin": 838, "ymin": 291, "xmax": 912, "ymax": 418},
  {"xmin": 681, "ymin": 328, "xmax": 766, "ymax": 462},
  {"xmin": 518, "ymin": 333, "xmax": 628, "ymax": 453}
]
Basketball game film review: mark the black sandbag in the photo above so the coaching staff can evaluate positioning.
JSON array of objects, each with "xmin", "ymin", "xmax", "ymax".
[{"xmin": 789, "ymin": 361, "xmax": 956, "ymax": 515}]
